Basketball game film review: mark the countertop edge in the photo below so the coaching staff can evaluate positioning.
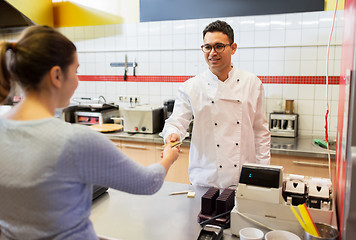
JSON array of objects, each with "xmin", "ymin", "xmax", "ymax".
[
  {"xmin": 103, "ymin": 131, "xmax": 335, "ymax": 159},
  {"xmin": 270, "ymin": 149, "xmax": 335, "ymax": 159}
]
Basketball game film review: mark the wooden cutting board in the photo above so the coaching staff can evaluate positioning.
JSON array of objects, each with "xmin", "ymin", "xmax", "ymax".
[{"xmin": 89, "ymin": 124, "xmax": 123, "ymax": 133}]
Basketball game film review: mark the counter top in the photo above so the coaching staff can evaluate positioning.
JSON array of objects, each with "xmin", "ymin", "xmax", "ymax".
[
  {"xmin": 104, "ymin": 131, "xmax": 168, "ymax": 144},
  {"xmin": 103, "ymin": 131, "xmax": 335, "ymax": 159},
  {"xmin": 90, "ymin": 182, "xmax": 238, "ymax": 240},
  {"xmin": 270, "ymin": 136, "xmax": 336, "ymax": 159}
]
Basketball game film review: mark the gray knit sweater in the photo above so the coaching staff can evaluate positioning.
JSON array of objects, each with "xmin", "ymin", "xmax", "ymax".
[{"xmin": 0, "ymin": 118, "xmax": 165, "ymax": 240}]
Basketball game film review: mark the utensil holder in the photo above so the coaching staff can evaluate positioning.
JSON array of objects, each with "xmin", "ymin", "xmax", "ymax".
[{"xmin": 303, "ymin": 223, "xmax": 339, "ymax": 240}]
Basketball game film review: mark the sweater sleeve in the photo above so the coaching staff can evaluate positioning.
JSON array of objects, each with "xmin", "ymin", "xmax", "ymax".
[{"xmin": 57, "ymin": 125, "xmax": 166, "ymax": 195}]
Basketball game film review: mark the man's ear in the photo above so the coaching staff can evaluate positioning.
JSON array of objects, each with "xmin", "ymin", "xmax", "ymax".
[
  {"xmin": 231, "ymin": 42, "xmax": 237, "ymax": 55},
  {"xmin": 49, "ymin": 66, "xmax": 62, "ymax": 88}
]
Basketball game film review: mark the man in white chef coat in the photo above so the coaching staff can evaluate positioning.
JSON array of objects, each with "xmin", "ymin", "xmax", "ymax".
[{"xmin": 162, "ymin": 20, "xmax": 271, "ymax": 188}]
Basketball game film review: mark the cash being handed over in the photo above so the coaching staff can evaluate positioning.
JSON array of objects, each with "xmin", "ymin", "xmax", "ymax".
[{"xmin": 162, "ymin": 141, "xmax": 182, "ymax": 148}]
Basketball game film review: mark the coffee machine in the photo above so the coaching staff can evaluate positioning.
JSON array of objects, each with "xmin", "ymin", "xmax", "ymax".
[{"xmin": 163, "ymin": 99, "xmax": 175, "ymax": 119}]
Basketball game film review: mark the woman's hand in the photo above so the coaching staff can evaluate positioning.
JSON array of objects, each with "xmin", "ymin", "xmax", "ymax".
[
  {"xmin": 163, "ymin": 144, "xmax": 179, "ymax": 162},
  {"xmin": 160, "ymin": 144, "xmax": 180, "ymax": 174}
]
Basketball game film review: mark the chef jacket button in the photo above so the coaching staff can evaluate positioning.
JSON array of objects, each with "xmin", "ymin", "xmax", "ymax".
[
  {"xmin": 215, "ymin": 123, "xmax": 217, "ymax": 126},
  {"xmin": 212, "ymin": 100, "xmax": 215, "ymax": 104},
  {"xmin": 217, "ymin": 144, "xmax": 220, "ymax": 147},
  {"xmin": 235, "ymin": 143, "xmax": 239, "ymax": 146},
  {"xmin": 234, "ymin": 164, "xmax": 237, "ymax": 167},
  {"xmin": 219, "ymin": 165, "xmax": 222, "ymax": 168},
  {"xmin": 237, "ymin": 79, "xmax": 240, "ymax": 82},
  {"xmin": 236, "ymin": 121, "xmax": 240, "ymax": 124}
]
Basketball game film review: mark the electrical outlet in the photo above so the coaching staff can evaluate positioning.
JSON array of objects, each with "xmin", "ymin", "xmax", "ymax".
[
  {"xmin": 118, "ymin": 95, "xmax": 140, "ymax": 103},
  {"xmin": 134, "ymin": 96, "xmax": 140, "ymax": 103}
]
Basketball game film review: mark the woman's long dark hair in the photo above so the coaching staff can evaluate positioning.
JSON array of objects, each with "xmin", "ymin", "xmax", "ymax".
[{"xmin": 0, "ymin": 25, "xmax": 76, "ymax": 103}]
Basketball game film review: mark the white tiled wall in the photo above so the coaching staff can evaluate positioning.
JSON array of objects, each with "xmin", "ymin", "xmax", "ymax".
[{"xmin": 0, "ymin": 10, "xmax": 344, "ymax": 137}]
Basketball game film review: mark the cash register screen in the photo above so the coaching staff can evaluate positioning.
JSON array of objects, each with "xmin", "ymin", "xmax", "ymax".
[{"xmin": 239, "ymin": 166, "xmax": 281, "ymax": 189}]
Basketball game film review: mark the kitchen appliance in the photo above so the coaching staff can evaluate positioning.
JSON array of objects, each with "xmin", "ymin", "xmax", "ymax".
[
  {"xmin": 187, "ymin": 119, "xmax": 194, "ymax": 138},
  {"xmin": 163, "ymin": 99, "xmax": 175, "ymax": 119},
  {"xmin": 75, "ymin": 108, "xmax": 120, "ymax": 125},
  {"xmin": 55, "ymin": 104, "xmax": 78, "ymax": 123},
  {"xmin": 230, "ymin": 164, "xmax": 336, "ymax": 237},
  {"xmin": 122, "ymin": 105, "xmax": 164, "ymax": 133},
  {"xmin": 71, "ymin": 97, "xmax": 120, "ymax": 125},
  {"xmin": 56, "ymin": 97, "xmax": 120, "ymax": 125},
  {"xmin": 269, "ymin": 113, "xmax": 298, "ymax": 137}
]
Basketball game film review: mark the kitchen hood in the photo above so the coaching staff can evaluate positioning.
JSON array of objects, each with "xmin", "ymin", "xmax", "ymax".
[{"xmin": 0, "ymin": 0, "xmax": 35, "ymax": 29}]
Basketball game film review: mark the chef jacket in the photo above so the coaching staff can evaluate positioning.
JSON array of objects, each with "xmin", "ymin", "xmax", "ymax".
[{"xmin": 162, "ymin": 66, "xmax": 271, "ymax": 188}]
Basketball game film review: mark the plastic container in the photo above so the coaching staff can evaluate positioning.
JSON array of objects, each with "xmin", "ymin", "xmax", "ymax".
[
  {"xmin": 239, "ymin": 227, "xmax": 264, "ymax": 240},
  {"xmin": 304, "ymin": 223, "xmax": 339, "ymax": 240},
  {"xmin": 265, "ymin": 230, "xmax": 300, "ymax": 240}
]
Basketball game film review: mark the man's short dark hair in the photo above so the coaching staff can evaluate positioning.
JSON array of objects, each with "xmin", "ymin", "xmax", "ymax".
[{"xmin": 203, "ymin": 20, "xmax": 234, "ymax": 43}]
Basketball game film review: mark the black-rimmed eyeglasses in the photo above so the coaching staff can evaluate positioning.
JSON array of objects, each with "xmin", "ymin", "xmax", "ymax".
[{"xmin": 201, "ymin": 43, "xmax": 232, "ymax": 53}]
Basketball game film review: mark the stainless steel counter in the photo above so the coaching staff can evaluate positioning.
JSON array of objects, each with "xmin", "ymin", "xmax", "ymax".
[
  {"xmin": 103, "ymin": 131, "xmax": 335, "ymax": 159},
  {"xmin": 104, "ymin": 131, "xmax": 190, "ymax": 146},
  {"xmin": 90, "ymin": 182, "xmax": 238, "ymax": 240},
  {"xmin": 270, "ymin": 136, "xmax": 336, "ymax": 159}
]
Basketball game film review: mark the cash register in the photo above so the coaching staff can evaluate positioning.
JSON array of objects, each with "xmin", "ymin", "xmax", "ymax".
[{"xmin": 230, "ymin": 164, "xmax": 336, "ymax": 237}]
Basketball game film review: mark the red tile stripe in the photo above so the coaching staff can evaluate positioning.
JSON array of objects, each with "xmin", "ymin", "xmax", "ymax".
[
  {"xmin": 78, "ymin": 75, "xmax": 340, "ymax": 85},
  {"xmin": 259, "ymin": 76, "xmax": 340, "ymax": 84}
]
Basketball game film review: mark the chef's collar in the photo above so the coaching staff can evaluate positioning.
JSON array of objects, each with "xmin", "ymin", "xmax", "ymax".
[
  {"xmin": 207, "ymin": 64, "xmax": 235, "ymax": 83},
  {"xmin": 207, "ymin": 69, "xmax": 219, "ymax": 82},
  {"xmin": 227, "ymin": 64, "xmax": 235, "ymax": 81}
]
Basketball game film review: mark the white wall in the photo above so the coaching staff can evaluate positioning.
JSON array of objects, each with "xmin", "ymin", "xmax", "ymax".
[{"xmin": 0, "ymin": 10, "xmax": 343, "ymax": 137}]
